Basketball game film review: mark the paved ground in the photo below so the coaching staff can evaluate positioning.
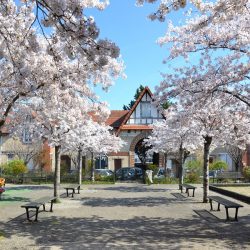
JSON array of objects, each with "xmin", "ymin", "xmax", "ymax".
[{"xmin": 0, "ymin": 183, "xmax": 250, "ymax": 249}]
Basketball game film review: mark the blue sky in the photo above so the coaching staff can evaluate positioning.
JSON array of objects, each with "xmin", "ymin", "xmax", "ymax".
[{"xmin": 87, "ymin": 1, "xmax": 187, "ymax": 110}]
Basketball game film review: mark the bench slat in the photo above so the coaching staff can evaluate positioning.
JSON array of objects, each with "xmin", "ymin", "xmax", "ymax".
[
  {"xmin": 180, "ymin": 184, "xmax": 196, "ymax": 189},
  {"xmin": 21, "ymin": 202, "xmax": 41, "ymax": 208},
  {"xmin": 35, "ymin": 196, "xmax": 56, "ymax": 204},
  {"xmin": 209, "ymin": 196, "xmax": 243, "ymax": 208}
]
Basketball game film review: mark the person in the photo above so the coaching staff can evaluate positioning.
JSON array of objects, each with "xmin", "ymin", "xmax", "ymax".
[{"xmin": 146, "ymin": 170, "xmax": 153, "ymax": 184}]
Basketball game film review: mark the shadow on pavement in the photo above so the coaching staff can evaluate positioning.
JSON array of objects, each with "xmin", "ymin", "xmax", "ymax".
[
  {"xmin": 193, "ymin": 209, "xmax": 221, "ymax": 222},
  {"xmin": 98, "ymin": 185, "xmax": 176, "ymax": 193},
  {"xmin": 2, "ymin": 214, "xmax": 250, "ymax": 249},
  {"xmin": 5, "ymin": 185, "xmax": 53, "ymax": 191},
  {"xmin": 0, "ymin": 196, "xmax": 30, "ymax": 203},
  {"xmin": 81, "ymin": 196, "xmax": 181, "ymax": 207},
  {"xmin": 171, "ymin": 193, "xmax": 187, "ymax": 200}
]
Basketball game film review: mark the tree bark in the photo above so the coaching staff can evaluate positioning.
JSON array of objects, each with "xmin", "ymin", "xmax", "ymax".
[
  {"xmin": 178, "ymin": 144, "xmax": 184, "ymax": 189},
  {"xmin": 78, "ymin": 148, "xmax": 83, "ymax": 185},
  {"xmin": 91, "ymin": 152, "xmax": 95, "ymax": 182},
  {"xmin": 164, "ymin": 153, "xmax": 167, "ymax": 178},
  {"xmin": 54, "ymin": 145, "xmax": 61, "ymax": 199},
  {"xmin": 203, "ymin": 136, "xmax": 213, "ymax": 203}
]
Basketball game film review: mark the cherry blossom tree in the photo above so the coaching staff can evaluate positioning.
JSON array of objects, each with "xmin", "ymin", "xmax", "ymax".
[
  {"xmin": 185, "ymin": 98, "xmax": 250, "ymax": 202},
  {"xmin": 12, "ymin": 85, "xmax": 108, "ymax": 198},
  {"xmin": 136, "ymin": 0, "xmax": 190, "ymax": 21},
  {"xmin": 140, "ymin": 0, "xmax": 250, "ymax": 107},
  {"xmin": 145, "ymin": 106, "xmax": 200, "ymax": 187},
  {"xmin": 147, "ymin": 95, "xmax": 249, "ymax": 202},
  {"xmin": 139, "ymin": 0, "xmax": 250, "ymax": 202},
  {"xmin": 67, "ymin": 120, "xmax": 125, "ymax": 183},
  {"xmin": 0, "ymin": 0, "xmax": 123, "ymax": 129}
]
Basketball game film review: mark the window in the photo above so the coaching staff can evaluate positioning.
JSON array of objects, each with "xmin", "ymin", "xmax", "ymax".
[
  {"xmin": 22, "ymin": 128, "xmax": 32, "ymax": 143},
  {"xmin": 141, "ymin": 101, "xmax": 151, "ymax": 118},
  {"xmin": 7, "ymin": 153, "xmax": 14, "ymax": 160},
  {"xmin": 26, "ymin": 115, "xmax": 32, "ymax": 123}
]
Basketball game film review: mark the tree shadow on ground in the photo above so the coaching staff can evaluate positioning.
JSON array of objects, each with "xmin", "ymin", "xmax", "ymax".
[
  {"xmin": 2, "ymin": 213, "xmax": 250, "ymax": 249},
  {"xmin": 5, "ymin": 185, "xmax": 53, "ymax": 191},
  {"xmin": 171, "ymin": 193, "xmax": 187, "ymax": 199},
  {"xmin": 81, "ymin": 196, "xmax": 182, "ymax": 207},
  {"xmin": 0, "ymin": 196, "xmax": 30, "ymax": 203},
  {"xmin": 97, "ymin": 185, "xmax": 176, "ymax": 193}
]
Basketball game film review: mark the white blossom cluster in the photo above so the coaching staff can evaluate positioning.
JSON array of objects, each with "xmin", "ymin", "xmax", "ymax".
[
  {"xmin": 153, "ymin": 0, "xmax": 250, "ymax": 107},
  {"xmin": 66, "ymin": 119, "xmax": 125, "ymax": 156},
  {"xmin": 136, "ymin": 0, "xmax": 188, "ymax": 22},
  {"xmin": 145, "ymin": 106, "xmax": 200, "ymax": 155},
  {"xmin": 0, "ymin": 0, "xmax": 124, "ymax": 129}
]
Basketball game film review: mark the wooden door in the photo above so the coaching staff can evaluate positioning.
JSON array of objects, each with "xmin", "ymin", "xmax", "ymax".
[{"xmin": 114, "ymin": 159, "xmax": 122, "ymax": 171}]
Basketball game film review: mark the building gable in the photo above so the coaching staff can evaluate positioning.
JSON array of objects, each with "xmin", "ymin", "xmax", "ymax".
[{"xmin": 117, "ymin": 86, "xmax": 162, "ymax": 134}]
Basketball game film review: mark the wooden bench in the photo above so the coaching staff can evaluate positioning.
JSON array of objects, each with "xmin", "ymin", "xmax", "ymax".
[
  {"xmin": 208, "ymin": 195, "xmax": 243, "ymax": 221},
  {"xmin": 180, "ymin": 184, "xmax": 196, "ymax": 197},
  {"xmin": 21, "ymin": 196, "xmax": 56, "ymax": 222},
  {"xmin": 64, "ymin": 185, "xmax": 80, "ymax": 197}
]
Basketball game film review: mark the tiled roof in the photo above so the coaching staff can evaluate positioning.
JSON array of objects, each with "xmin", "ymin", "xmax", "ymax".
[
  {"xmin": 106, "ymin": 110, "xmax": 128, "ymax": 128},
  {"xmin": 89, "ymin": 110, "xmax": 129, "ymax": 128}
]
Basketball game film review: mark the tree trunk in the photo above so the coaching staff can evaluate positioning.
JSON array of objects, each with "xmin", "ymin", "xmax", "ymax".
[
  {"xmin": 54, "ymin": 145, "xmax": 61, "ymax": 199},
  {"xmin": 164, "ymin": 153, "xmax": 167, "ymax": 178},
  {"xmin": 91, "ymin": 152, "xmax": 95, "ymax": 182},
  {"xmin": 178, "ymin": 144, "xmax": 184, "ymax": 189},
  {"xmin": 78, "ymin": 148, "xmax": 83, "ymax": 185},
  {"xmin": 203, "ymin": 136, "xmax": 213, "ymax": 203}
]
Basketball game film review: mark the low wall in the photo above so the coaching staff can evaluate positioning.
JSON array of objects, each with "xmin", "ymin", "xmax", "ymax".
[{"xmin": 209, "ymin": 184, "xmax": 250, "ymax": 204}]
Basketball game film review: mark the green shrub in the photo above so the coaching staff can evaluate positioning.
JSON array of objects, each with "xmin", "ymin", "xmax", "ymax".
[
  {"xmin": 0, "ymin": 162, "xmax": 9, "ymax": 175},
  {"xmin": 146, "ymin": 164, "xmax": 158, "ymax": 173},
  {"xmin": 153, "ymin": 177, "xmax": 179, "ymax": 184},
  {"xmin": 185, "ymin": 172, "xmax": 200, "ymax": 183},
  {"xmin": 243, "ymin": 166, "xmax": 250, "ymax": 180},
  {"xmin": 184, "ymin": 159, "xmax": 202, "ymax": 183},
  {"xmin": 210, "ymin": 161, "xmax": 228, "ymax": 171},
  {"xmin": 185, "ymin": 159, "xmax": 202, "ymax": 175},
  {"xmin": 82, "ymin": 159, "xmax": 93, "ymax": 178},
  {"xmin": 60, "ymin": 162, "xmax": 69, "ymax": 176},
  {"xmin": 6, "ymin": 160, "xmax": 27, "ymax": 176},
  {"xmin": 60, "ymin": 173, "xmax": 78, "ymax": 183},
  {"xmin": 100, "ymin": 175, "xmax": 115, "ymax": 182}
]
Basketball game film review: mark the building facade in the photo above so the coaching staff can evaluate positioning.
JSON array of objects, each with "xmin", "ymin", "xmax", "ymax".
[{"xmin": 104, "ymin": 87, "xmax": 165, "ymax": 171}]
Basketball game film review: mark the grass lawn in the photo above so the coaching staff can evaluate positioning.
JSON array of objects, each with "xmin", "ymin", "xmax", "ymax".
[{"xmin": 219, "ymin": 186, "xmax": 250, "ymax": 197}]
